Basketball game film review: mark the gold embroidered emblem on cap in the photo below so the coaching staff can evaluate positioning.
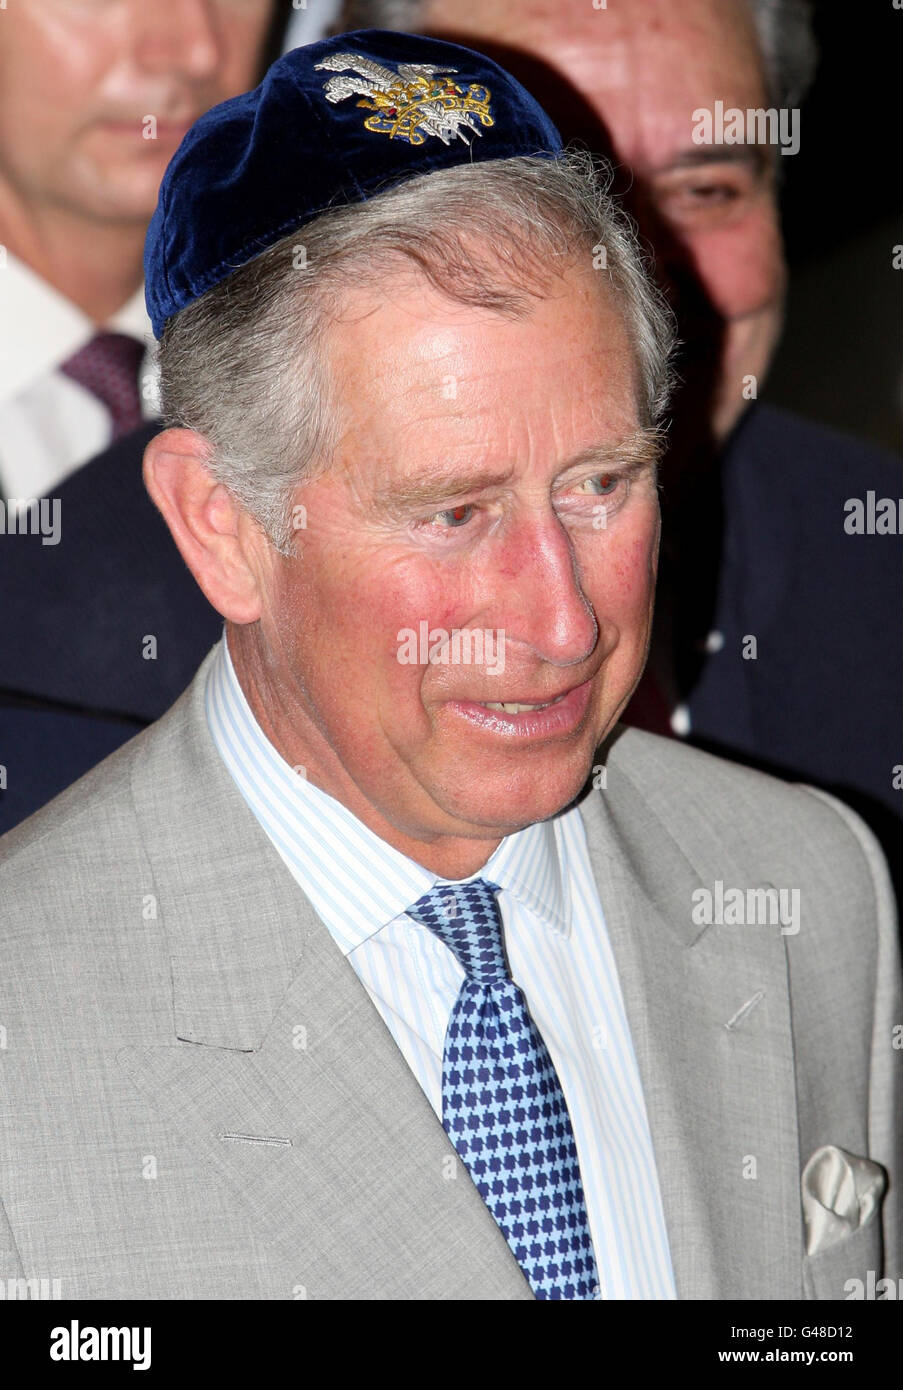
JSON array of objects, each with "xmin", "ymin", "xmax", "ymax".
[{"xmin": 315, "ymin": 52, "xmax": 494, "ymax": 146}]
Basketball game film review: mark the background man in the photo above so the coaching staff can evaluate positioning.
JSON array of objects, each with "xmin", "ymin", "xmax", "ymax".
[
  {"xmin": 0, "ymin": 0, "xmax": 280, "ymax": 500},
  {"xmin": 0, "ymin": 0, "xmax": 285, "ymax": 830},
  {"xmin": 0, "ymin": 33, "xmax": 897, "ymax": 1300}
]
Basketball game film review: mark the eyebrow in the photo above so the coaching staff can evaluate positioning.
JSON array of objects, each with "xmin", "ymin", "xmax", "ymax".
[
  {"xmin": 372, "ymin": 428, "xmax": 664, "ymax": 514},
  {"xmin": 653, "ymin": 147, "xmax": 770, "ymax": 176}
]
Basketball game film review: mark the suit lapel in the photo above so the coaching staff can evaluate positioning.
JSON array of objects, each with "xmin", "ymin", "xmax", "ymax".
[
  {"xmin": 117, "ymin": 652, "xmax": 532, "ymax": 1299},
  {"xmin": 116, "ymin": 940, "xmax": 533, "ymax": 1299},
  {"xmin": 578, "ymin": 729, "xmax": 802, "ymax": 1299}
]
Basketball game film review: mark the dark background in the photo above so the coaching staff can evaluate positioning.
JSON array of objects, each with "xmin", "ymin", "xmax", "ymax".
[{"xmin": 766, "ymin": 0, "xmax": 903, "ymax": 452}]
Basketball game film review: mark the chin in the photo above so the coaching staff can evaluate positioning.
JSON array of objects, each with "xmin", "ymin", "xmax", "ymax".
[{"xmin": 434, "ymin": 747, "xmax": 599, "ymax": 835}]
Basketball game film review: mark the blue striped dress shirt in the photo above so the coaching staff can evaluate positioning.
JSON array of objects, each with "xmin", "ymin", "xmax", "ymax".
[{"xmin": 205, "ymin": 632, "xmax": 676, "ymax": 1299}]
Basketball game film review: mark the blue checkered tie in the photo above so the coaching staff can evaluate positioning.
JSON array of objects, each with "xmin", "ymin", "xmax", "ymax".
[{"xmin": 407, "ymin": 878, "xmax": 600, "ymax": 1299}]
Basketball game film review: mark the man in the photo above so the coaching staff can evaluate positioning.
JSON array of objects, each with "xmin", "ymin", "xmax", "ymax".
[
  {"xmin": 339, "ymin": 0, "xmax": 903, "ymax": 896},
  {"xmin": 0, "ymin": 0, "xmax": 284, "ymax": 832},
  {"xmin": 0, "ymin": 33, "xmax": 898, "ymax": 1301},
  {"xmin": 0, "ymin": 0, "xmax": 279, "ymax": 500}
]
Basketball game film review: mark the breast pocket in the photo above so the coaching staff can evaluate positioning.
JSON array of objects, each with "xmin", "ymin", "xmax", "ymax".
[{"xmin": 802, "ymin": 1215, "xmax": 884, "ymax": 1300}]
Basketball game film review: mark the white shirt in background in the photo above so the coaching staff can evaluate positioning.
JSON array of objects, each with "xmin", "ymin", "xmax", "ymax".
[{"xmin": 0, "ymin": 250, "xmax": 158, "ymax": 501}]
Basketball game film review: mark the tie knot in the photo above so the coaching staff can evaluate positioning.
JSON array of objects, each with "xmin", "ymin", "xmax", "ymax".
[
  {"xmin": 59, "ymin": 331, "xmax": 145, "ymax": 440},
  {"xmin": 406, "ymin": 878, "xmax": 508, "ymax": 984}
]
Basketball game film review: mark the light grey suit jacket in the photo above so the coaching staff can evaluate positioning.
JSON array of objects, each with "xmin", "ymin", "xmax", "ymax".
[{"xmin": 0, "ymin": 645, "xmax": 899, "ymax": 1300}]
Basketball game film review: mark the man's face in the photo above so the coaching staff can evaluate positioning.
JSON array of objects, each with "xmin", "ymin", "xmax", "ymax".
[
  {"xmin": 0, "ymin": 0, "xmax": 275, "ymax": 223},
  {"xmin": 424, "ymin": 0, "xmax": 787, "ymax": 441},
  {"xmin": 244, "ymin": 260, "xmax": 660, "ymax": 865}
]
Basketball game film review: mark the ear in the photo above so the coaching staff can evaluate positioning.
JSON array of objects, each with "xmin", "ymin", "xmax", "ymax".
[{"xmin": 142, "ymin": 428, "xmax": 268, "ymax": 624}]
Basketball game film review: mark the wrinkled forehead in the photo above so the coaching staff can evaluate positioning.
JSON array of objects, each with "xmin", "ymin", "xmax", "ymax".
[{"xmin": 321, "ymin": 261, "xmax": 645, "ymax": 490}]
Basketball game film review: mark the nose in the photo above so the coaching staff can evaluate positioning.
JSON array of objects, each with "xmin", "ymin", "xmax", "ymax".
[
  {"xmin": 131, "ymin": 0, "xmax": 223, "ymax": 82},
  {"xmin": 489, "ymin": 512, "xmax": 599, "ymax": 669}
]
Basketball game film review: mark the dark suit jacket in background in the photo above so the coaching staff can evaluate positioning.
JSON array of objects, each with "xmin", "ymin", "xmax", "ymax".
[
  {"xmin": 684, "ymin": 404, "xmax": 903, "ymax": 895},
  {"xmin": 0, "ymin": 424, "xmax": 220, "ymax": 832}
]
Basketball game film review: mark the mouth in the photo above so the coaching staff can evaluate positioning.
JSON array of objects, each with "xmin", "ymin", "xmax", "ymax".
[
  {"xmin": 479, "ymin": 690, "xmax": 570, "ymax": 713},
  {"xmin": 446, "ymin": 677, "xmax": 595, "ymax": 740}
]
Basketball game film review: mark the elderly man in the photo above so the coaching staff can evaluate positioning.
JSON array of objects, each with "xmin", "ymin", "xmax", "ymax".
[{"xmin": 0, "ymin": 32, "xmax": 898, "ymax": 1301}]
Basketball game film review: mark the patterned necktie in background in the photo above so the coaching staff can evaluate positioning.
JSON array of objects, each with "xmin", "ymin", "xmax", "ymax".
[
  {"xmin": 59, "ymin": 331, "xmax": 145, "ymax": 442},
  {"xmin": 406, "ymin": 877, "xmax": 599, "ymax": 1299}
]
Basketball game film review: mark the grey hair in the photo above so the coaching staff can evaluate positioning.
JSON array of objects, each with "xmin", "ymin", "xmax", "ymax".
[
  {"xmin": 341, "ymin": 0, "xmax": 819, "ymax": 110},
  {"xmin": 749, "ymin": 0, "xmax": 818, "ymax": 108},
  {"xmin": 159, "ymin": 151, "xmax": 675, "ymax": 554}
]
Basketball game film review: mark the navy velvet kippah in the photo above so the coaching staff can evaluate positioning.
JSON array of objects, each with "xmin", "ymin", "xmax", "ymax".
[{"xmin": 144, "ymin": 28, "xmax": 563, "ymax": 337}]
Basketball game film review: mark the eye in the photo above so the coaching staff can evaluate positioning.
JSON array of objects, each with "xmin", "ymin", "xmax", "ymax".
[
  {"xmin": 683, "ymin": 182, "xmax": 740, "ymax": 204},
  {"xmin": 428, "ymin": 503, "xmax": 475, "ymax": 528},
  {"xmin": 577, "ymin": 472, "xmax": 620, "ymax": 496},
  {"xmin": 554, "ymin": 468, "xmax": 636, "ymax": 524},
  {"xmin": 651, "ymin": 169, "xmax": 758, "ymax": 228}
]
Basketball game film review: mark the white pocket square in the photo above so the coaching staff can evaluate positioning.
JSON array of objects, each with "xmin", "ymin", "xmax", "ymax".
[{"xmin": 802, "ymin": 1144, "xmax": 887, "ymax": 1256}]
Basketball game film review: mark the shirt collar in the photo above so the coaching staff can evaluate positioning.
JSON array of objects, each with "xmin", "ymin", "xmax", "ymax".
[
  {"xmin": 0, "ymin": 250, "xmax": 153, "ymax": 404},
  {"xmin": 480, "ymin": 816, "xmax": 571, "ymax": 939},
  {"xmin": 107, "ymin": 281, "xmax": 154, "ymax": 340},
  {"xmin": 205, "ymin": 632, "xmax": 572, "ymax": 953}
]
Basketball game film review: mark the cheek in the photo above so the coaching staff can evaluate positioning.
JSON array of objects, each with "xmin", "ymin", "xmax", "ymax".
[
  {"xmin": 30, "ymin": 9, "xmax": 110, "ymax": 89},
  {"xmin": 579, "ymin": 507, "xmax": 660, "ymax": 617},
  {"xmin": 219, "ymin": 14, "xmax": 272, "ymax": 91},
  {"xmin": 0, "ymin": 22, "xmax": 105, "ymax": 145},
  {"xmin": 281, "ymin": 545, "xmax": 463, "ymax": 701},
  {"xmin": 686, "ymin": 208, "xmax": 785, "ymax": 321},
  {"xmin": 613, "ymin": 536, "xmax": 659, "ymax": 619}
]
